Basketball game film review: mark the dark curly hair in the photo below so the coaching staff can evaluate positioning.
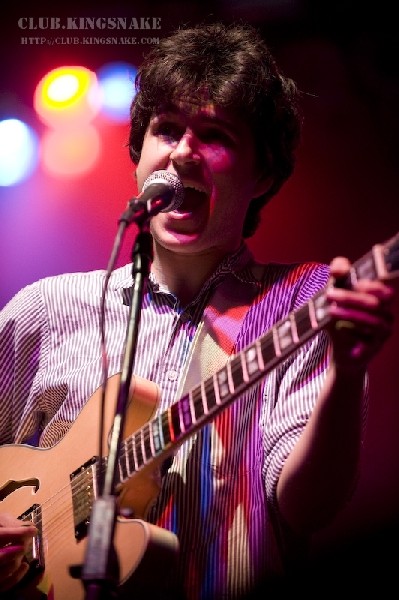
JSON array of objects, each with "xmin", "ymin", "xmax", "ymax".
[{"xmin": 129, "ymin": 22, "xmax": 302, "ymax": 237}]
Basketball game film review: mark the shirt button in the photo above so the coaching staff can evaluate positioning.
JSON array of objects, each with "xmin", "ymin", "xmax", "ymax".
[{"xmin": 167, "ymin": 369, "xmax": 179, "ymax": 381}]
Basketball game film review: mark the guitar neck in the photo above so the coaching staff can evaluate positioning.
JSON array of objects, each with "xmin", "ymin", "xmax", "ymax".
[{"xmin": 118, "ymin": 232, "xmax": 399, "ymax": 481}]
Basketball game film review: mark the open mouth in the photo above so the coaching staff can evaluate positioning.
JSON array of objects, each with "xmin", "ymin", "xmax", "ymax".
[{"xmin": 176, "ymin": 184, "xmax": 208, "ymax": 214}]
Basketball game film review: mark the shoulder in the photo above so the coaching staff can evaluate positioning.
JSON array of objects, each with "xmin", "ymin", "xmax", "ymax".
[
  {"xmin": 37, "ymin": 263, "xmax": 133, "ymax": 298},
  {"xmin": 248, "ymin": 260, "xmax": 330, "ymax": 313},
  {"xmin": 1, "ymin": 264, "xmax": 133, "ymax": 319},
  {"xmin": 250, "ymin": 260, "xmax": 329, "ymax": 288}
]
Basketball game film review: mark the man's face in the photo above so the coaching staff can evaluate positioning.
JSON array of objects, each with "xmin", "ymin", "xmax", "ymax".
[{"xmin": 135, "ymin": 98, "xmax": 270, "ymax": 257}]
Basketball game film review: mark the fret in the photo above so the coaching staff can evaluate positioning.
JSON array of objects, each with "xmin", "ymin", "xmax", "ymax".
[
  {"xmin": 371, "ymin": 248, "xmax": 382, "ymax": 277},
  {"xmin": 113, "ymin": 231, "xmax": 399, "ymax": 486},
  {"xmin": 137, "ymin": 429, "xmax": 145, "ymax": 466},
  {"xmin": 307, "ymin": 295, "xmax": 319, "ymax": 330},
  {"xmin": 216, "ymin": 366, "xmax": 230, "ymax": 402},
  {"xmin": 179, "ymin": 392, "xmax": 193, "ymax": 431},
  {"xmin": 348, "ymin": 265, "xmax": 359, "ymax": 287},
  {"xmin": 230, "ymin": 354, "xmax": 244, "ymax": 390},
  {"xmin": 260, "ymin": 330, "xmax": 277, "ymax": 368},
  {"xmin": 119, "ymin": 439, "xmax": 129, "ymax": 480},
  {"xmin": 142, "ymin": 422, "xmax": 153, "ymax": 462},
  {"xmin": 313, "ymin": 292, "xmax": 329, "ymax": 327},
  {"xmin": 124, "ymin": 437, "xmax": 135, "ymax": 476},
  {"xmin": 295, "ymin": 304, "xmax": 313, "ymax": 340},
  {"xmin": 384, "ymin": 237, "xmax": 399, "ymax": 277},
  {"xmin": 0, "ymin": 232, "xmax": 394, "ymax": 600},
  {"xmin": 134, "ymin": 433, "xmax": 144, "ymax": 469},
  {"xmin": 239, "ymin": 349, "xmax": 249, "ymax": 382},
  {"xmin": 276, "ymin": 317, "xmax": 295, "ymax": 354},
  {"xmin": 244, "ymin": 343, "xmax": 262, "ymax": 377},
  {"xmin": 161, "ymin": 410, "xmax": 172, "ymax": 447},
  {"xmin": 355, "ymin": 251, "xmax": 375, "ymax": 281},
  {"xmin": 192, "ymin": 384, "xmax": 205, "ymax": 422},
  {"xmin": 372, "ymin": 244, "xmax": 390, "ymax": 279},
  {"xmin": 255, "ymin": 339, "xmax": 265, "ymax": 371},
  {"xmin": 170, "ymin": 402, "xmax": 181, "ymax": 441},
  {"xmin": 272, "ymin": 326, "xmax": 281, "ymax": 357},
  {"xmin": 198, "ymin": 381, "xmax": 215, "ymax": 416},
  {"xmin": 130, "ymin": 433, "xmax": 139, "ymax": 471},
  {"xmin": 290, "ymin": 313, "xmax": 299, "ymax": 343},
  {"xmin": 203, "ymin": 377, "xmax": 217, "ymax": 411},
  {"xmin": 151, "ymin": 414, "xmax": 164, "ymax": 454}
]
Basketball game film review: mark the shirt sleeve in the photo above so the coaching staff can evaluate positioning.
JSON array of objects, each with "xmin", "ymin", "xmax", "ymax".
[
  {"xmin": 262, "ymin": 328, "xmax": 369, "ymax": 513},
  {"xmin": 259, "ymin": 261, "xmax": 370, "ymax": 511},
  {"xmin": 262, "ymin": 330, "xmax": 330, "ymax": 503},
  {"xmin": 0, "ymin": 283, "xmax": 49, "ymax": 444}
]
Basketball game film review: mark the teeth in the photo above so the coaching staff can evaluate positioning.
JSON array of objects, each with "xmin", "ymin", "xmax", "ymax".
[{"xmin": 184, "ymin": 184, "xmax": 206, "ymax": 193}]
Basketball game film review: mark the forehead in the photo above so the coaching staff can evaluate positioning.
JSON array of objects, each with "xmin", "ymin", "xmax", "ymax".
[{"xmin": 153, "ymin": 97, "xmax": 244, "ymax": 129}]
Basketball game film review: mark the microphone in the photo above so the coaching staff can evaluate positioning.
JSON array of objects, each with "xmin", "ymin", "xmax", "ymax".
[{"xmin": 119, "ymin": 170, "xmax": 184, "ymax": 225}]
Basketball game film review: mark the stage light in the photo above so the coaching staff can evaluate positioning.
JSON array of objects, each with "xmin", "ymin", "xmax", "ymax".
[
  {"xmin": 41, "ymin": 124, "xmax": 101, "ymax": 177},
  {"xmin": 0, "ymin": 118, "xmax": 39, "ymax": 186},
  {"xmin": 96, "ymin": 62, "xmax": 137, "ymax": 122},
  {"xmin": 34, "ymin": 66, "xmax": 101, "ymax": 128}
]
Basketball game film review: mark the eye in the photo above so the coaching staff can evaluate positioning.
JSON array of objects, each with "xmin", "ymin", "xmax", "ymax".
[
  {"xmin": 154, "ymin": 121, "xmax": 183, "ymax": 143},
  {"xmin": 199, "ymin": 127, "xmax": 234, "ymax": 146}
]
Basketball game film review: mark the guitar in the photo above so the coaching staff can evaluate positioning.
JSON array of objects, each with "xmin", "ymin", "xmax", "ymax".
[{"xmin": 1, "ymin": 231, "xmax": 399, "ymax": 599}]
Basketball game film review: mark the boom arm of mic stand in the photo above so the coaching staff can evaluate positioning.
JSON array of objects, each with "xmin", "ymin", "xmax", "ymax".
[{"xmin": 81, "ymin": 226, "xmax": 154, "ymax": 599}]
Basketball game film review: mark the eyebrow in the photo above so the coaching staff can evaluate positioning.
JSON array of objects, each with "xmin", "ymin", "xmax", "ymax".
[{"xmin": 153, "ymin": 108, "xmax": 239, "ymax": 133}]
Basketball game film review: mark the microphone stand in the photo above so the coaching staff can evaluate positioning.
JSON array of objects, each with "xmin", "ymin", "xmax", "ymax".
[{"xmin": 81, "ymin": 215, "xmax": 154, "ymax": 600}]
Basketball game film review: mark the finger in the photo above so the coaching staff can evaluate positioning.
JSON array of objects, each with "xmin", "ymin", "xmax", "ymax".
[
  {"xmin": 0, "ymin": 514, "xmax": 33, "ymax": 528},
  {"xmin": 0, "ymin": 525, "xmax": 37, "ymax": 543},
  {"xmin": 333, "ymin": 318, "xmax": 391, "ymax": 344},
  {"xmin": 327, "ymin": 283, "xmax": 394, "ymax": 309},
  {"xmin": 352, "ymin": 280, "xmax": 396, "ymax": 306},
  {"xmin": 329, "ymin": 256, "xmax": 351, "ymax": 276},
  {"xmin": 0, "ymin": 547, "xmax": 25, "ymax": 572},
  {"xmin": 0, "ymin": 560, "xmax": 29, "ymax": 593},
  {"xmin": 326, "ymin": 296, "xmax": 395, "ymax": 335}
]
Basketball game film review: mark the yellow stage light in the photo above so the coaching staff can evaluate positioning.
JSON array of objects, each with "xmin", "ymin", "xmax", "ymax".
[{"xmin": 34, "ymin": 66, "xmax": 101, "ymax": 127}]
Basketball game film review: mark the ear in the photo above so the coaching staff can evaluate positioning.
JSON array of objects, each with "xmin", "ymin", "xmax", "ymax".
[{"xmin": 253, "ymin": 172, "xmax": 274, "ymax": 199}]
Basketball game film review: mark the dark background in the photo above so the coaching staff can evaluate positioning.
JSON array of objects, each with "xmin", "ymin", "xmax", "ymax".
[{"xmin": 1, "ymin": 1, "xmax": 399, "ymax": 590}]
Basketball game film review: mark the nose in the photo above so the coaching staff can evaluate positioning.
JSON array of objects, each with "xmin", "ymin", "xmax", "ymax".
[{"xmin": 169, "ymin": 130, "xmax": 200, "ymax": 166}]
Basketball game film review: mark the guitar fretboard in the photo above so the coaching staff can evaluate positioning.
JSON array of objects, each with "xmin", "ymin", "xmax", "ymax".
[{"xmin": 117, "ymin": 233, "xmax": 399, "ymax": 484}]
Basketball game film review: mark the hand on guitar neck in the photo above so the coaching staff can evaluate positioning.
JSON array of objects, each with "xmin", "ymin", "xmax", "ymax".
[{"xmin": 326, "ymin": 255, "xmax": 397, "ymax": 373}]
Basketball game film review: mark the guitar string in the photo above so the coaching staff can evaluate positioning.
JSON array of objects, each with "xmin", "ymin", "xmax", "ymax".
[
  {"xmin": 135, "ymin": 297, "xmax": 329, "ymax": 460},
  {"xmin": 18, "ymin": 245, "xmax": 395, "ymax": 568},
  {"xmin": 26, "ymin": 293, "xmax": 326, "ymax": 531},
  {"xmin": 24, "ymin": 250, "xmax": 385, "ymax": 558},
  {"xmin": 18, "ymin": 294, "xmax": 343, "ymax": 564},
  {"xmin": 67, "ymin": 253, "xmax": 382, "ymax": 500}
]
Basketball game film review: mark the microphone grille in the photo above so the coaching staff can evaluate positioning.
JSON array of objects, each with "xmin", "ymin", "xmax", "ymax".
[{"xmin": 142, "ymin": 170, "xmax": 184, "ymax": 212}]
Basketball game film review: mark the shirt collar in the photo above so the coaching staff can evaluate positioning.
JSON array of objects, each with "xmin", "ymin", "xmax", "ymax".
[{"xmin": 121, "ymin": 242, "xmax": 259, "ymax": 307}]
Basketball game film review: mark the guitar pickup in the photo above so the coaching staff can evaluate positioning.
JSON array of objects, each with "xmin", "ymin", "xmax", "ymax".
[
  {"xmin": 19, "ymin": 503, "xmax": 45, "ymax": 575},
  {"xmin": 70, "ymin": 456, "xmax": 99, "ymax": 541}
]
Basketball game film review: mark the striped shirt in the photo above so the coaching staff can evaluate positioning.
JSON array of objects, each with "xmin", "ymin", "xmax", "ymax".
[{"xmin": 0, "ymin": 245, "xmax": 363, "ymax": 599}]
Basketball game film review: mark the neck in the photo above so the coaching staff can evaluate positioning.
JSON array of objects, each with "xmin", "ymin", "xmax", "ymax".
[{"xmin": 151, "ymin": 244, "xmax": 237, "ymax": 306}]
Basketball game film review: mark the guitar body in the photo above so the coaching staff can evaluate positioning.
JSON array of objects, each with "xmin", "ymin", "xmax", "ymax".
[
  {"xmin": 2, "ymin": 232, "xmax": 398, "ymax": 599},
  {"xmin": 0, "ymin": 374, "xmax": 179, "ymax": 599}
]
